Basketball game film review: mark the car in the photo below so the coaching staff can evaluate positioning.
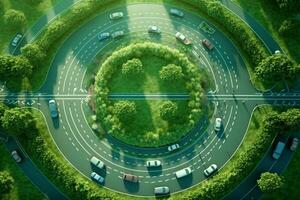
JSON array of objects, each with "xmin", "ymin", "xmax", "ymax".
[
  {"xmin": 175, "ymin": 167, "xmax": 192, "ymax": 179},
  {"xmin": 154, "ymin": 186, "xmax": 170, "ymax": 195},
  {"xmin": 146, "ymin": 160, "xmax": 162, "ymax": 167},
  {"xmin": 272, "ymin": 141, "xmax": 285, "ymax": 159},
  {"xmin": 97, "ymin": 32, "xmax": 110, "ymax": 41},
  {"xmin": 90, "ymin": 156, "xmax": 105, "ymax": 169},
  {"xmin": 148, "ymin": 26, "xmax": 161, "ymax": 34},
  {"xmin": 91, "ymin": 172, "xmax": 104, "ymax": 184},
  {"xmin": 170, "ymin": 8, "xmax": 184, "ymax": 17},
  {"xmin": 167, "ymin": 143, "xmax": 180, "ymax": 152},
  {"xmin": 204, "ymin": 164, "xmax": 218, "ymax": 177},
  {"xmin": 123, "ymin": 173, "xmax": 139, "ymax": 182},
  {"xmin": 214, "ymin": 118, "xmax": 222, "ymax": 132},
  {"xmin": 274, "ymin": 50, "xmax": 281, "ymax": 54},
  {"xmin": 109, "ymin": 12, "xmax": 124, "ymax": 20},
  {"xmin": 49, "ymin": 100, "xmax": 58, "ymax": 118},
  {"xmin": 111, "ymin": 31, "xmax": 125, "ymax": 39},
  {"xmin": 175, "ymin": 32, "xmax": 192, "ymax": 45},
  {"xmin": 202, "ymin": 39, "xmax": 214, "ymax": 50},
  {"xmin": 11, "ymin": 150, "xmax": 22, "ymax": 163},
  {"xmin": 290, "ymin": 138, "xmax": 299, "ymax": 151},
  {"xmin": 11, "ymin": 33, "xmax": 23, "ymax": 47}
]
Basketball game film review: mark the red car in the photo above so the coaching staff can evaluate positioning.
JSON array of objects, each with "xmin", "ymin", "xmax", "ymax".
[{"xmin": 202, "ymin": 39, "xmax": 214, "ymax": 50}]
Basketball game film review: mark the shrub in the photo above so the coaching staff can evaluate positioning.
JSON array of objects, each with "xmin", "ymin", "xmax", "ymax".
[
  {"xmin": 159, "ymin": 64, "xmax": 184, "ymax": 82},
  {"xmin": 255, "ymin": 54, "xmax": 297, "ymax": 82},
  {"xmin": 121, "ymin": 58, "xmax": 144, "ymax": 77},
  {"xmin": 159, "ymin": 101, "xmax": 178, "ymax": 121},
  {"xmin": 257, "ymin": 172, "xmax": 284, "ymax": 193},
  {"xmin": 0, "ymin": 171, "xmax": 14, "ymax": 195},
  {"xmin": 4, "ymin": 9, "xmax": 27, "ymax": 30}
]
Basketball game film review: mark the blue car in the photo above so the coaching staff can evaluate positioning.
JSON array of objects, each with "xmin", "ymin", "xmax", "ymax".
[
  {"xmin": 98, "ymin": 32, "xmax": 110, "ymax": 41},
  {"xmin": 49, "ymin": 100, "xmax": 58, "ymax": 118}
]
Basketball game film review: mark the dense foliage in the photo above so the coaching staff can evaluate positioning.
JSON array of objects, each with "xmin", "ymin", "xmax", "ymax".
[
  {"xmin": 4, "ymin": 9, "xmax": 27, "ymax": 30},
  {"xmin": 0, "ymin": 171, "xmax": 14, "ymax": 196},
  {"xmin": 273, "ymin": 0, "xmax": 300, "ymax": 12},
  {"xmin": 159, "ymin": 101, "xmax": 178, "ymax": 121},
  {"xmin": 121, "ymin": 58, "xmax": 144, "ymax": 77},
  {"xmin": 21, "ymin": 44, "xmax": 46, "ymax": 69},
  {"xmin": 255, "ymin": 54, "xmax": 298, "ymax": 81},
  {"xmin": 257, "ymin": 172, "xmax": 284, "ymax": 193},
  {"xmin": 159, "ymin": 64, "xmax": 184, "ymax": 82},
  {"xmin": 113, "ymin": 101, "xmax": 137, "ymax": 123}
]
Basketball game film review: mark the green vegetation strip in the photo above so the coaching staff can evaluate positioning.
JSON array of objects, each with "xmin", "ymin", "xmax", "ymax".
[{"xmin": 95, "ymin": 42, "xmax": 206, "ymax": 147}]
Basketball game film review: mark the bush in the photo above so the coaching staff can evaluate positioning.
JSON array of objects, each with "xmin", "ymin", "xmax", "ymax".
[
  {"xmin": 0, "ymin": 171, "xmax": 14, "ymax": 195},
  {"xmin": 257, "ymin": 172, "xmax": 284, "ymax": 193},
  {"xmin": 159, "ymin": 101, "xmax": 178, "ymax": 121},
  {"xmin": 255, "ymin": 54, "xmax": 297, "ymax": 82},
  {"xmin": 113, "ymin": 101, "xmax": 137, "ymax": 123},
  {"xmin": 4, "ymin": 9, "xmax": 27, "ymax": 30},
  {"xmin": 121, "ymin": 58, "xmax": 144, "ymax": 77},
  {"xmin": 159, "ymin": 64, "xmax": 184, "ymax": 82},
  {"xmin": 21, "ymin": 44, "xmax": 46, "ymax": 69}
]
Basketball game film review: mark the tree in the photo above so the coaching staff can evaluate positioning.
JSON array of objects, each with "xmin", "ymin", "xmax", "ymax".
[
  {"xmin": 113, "ymin": 101, "xmax": 137, "ymax": 123},
  {"xmin": 24, "ymin": 0, "xmax": 44, "ymax": 5},
  {"xmin": 0, "ymin": 103, "xmax": 8, "ymax": 118},
  {"xmin": 255, "ymin": 54, "xmax": 297, "ymax": 82},
  {"xmin": 274, "ymin": 0, "xmax": 300, "ymax": 12},
  {"xmin": 4, "ymin": 9, "xmax": 27, "ymax": 30},
  {"xmin": 0, "ymin": 55, "xmax": 33, "ymax": 79},
  {"xmin": 257, "ymin": 172, "xmax": 284, "ymax": 193},
  {"xmin": 21, "ymin": 44, "xmax": 46, "ymax": 68},
  {"xmin": 159, "ymin": 101, "xmax": 178, "ymax": 121},
  {"xmin": 1, "ymin": 108, "xmax": 36, "ymax": 136},
  {"xmin": 0, "ymin": 171, "xmax": 14, "ymax": 195},
  {"xmin": 121, "ymin": 58, "xmax": 144, "ymax": 77},
  {"xmin": 278, "ymin": 19, "xmax": 299, "ymax": 36},
  {"xmin": 159, "ymin": 64, "xmax": 184, "ymax": 82}
]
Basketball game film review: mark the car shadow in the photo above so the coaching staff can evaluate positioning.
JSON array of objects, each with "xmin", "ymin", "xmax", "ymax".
[
  {"xmin": 148, "ymin": 166, "xmax": 163, "ymax": 176},
  {"xmin": 177, "ymin": 174, "xmax": 193, "ymax": 189},
  {"xmin": 124, "ymin": 181, "xmax": 140, "ymax": 193}
]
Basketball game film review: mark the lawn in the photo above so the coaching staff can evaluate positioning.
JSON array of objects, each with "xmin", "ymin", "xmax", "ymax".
[
  {"xmin": 0, "ymin": 142, "xmax": 46, "ymax": 200},
  {"xmin": 109, "ymin": 55, "xmax": 188, "ymax": 93},
  {"xmin": 233, "ymin": 0, "xmax": 300, "ymax": 64}
]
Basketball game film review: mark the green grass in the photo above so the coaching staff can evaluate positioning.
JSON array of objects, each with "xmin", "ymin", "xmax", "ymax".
[
  {"xmin": 0, "ymin": 142, "xmax": 46, "ymax": 200},
  {"xmin": 262, "ymin": 144, "xmax": 300, "ymax": 199},
  {"xmin": 109, "ymin": 55, "xmax": 187, "ymax": 93},
  {"xmin": 0, "ymin": 0, "xmax": 59, "ymax": 54},
  {"xmin": 233, "ymin": 0, "xmax": 300, "ymax": 64}
]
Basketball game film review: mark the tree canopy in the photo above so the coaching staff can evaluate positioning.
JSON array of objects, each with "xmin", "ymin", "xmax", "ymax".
[
  {"xmin": 21, "ymin": 44, "xmax": 46, "ymax": 68},
  {"xmin": 0, "ymin": 55, "xmax": 33, "ymax": 80},
  {"xmin": 159, "ymin": 64, "xmax": 184, "ymax": 82},
  {"xmin": 4, "ymin": 9, "xmax": 26, "ymax": 30},
  {"xmin": 257, "ymin": 172, "xmax": 284, "ymax": 193},
  {"xmin": 159, "ymin": 101, "xmax": 178, "ymax": 121},
  {"xmin": 121, "ymin": 58, "xmax": 144, "ymax": 77},
  {"xmin": 0, "ymin": 171, "xmax": 14, "ymax": 196},
  {"xmin": 113, "ymin": 101, "xmax": 137, "ymax": 123}
]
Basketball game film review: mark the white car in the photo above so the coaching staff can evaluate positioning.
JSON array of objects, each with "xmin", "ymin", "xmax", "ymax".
[
  {"xmin": 11, "ymin": 150, "xmax": 22, "ymax": 163},
  {"xmin": 90, "ymin": 156, "xmax": 105, "ymax": 169},
  {"xmin": 175, "ymin": 32, "xmax": 191, "ymax": 45},
  {"xmin": 290, "ymin": 138, "xmax": 299, "ymax": 151},
  {"xmin": 167, "ymin": 144, "xmax": 180, "ymax": 152},
  {"xmin": 214, "ymin": 118, "xmax": 222, "ymax": 132},
  {"xmin": 170, "ymin": 8, "xmax": 184, "ymax": 17},
  {"xmin": 175, "ymin": 167, "xmax": 192, "ymax": 179},
  {"xmin": 204, "ymin": 164, "xmax": 218, "ymax": 177},
  {"xmin": 112, "ymin": 30, "xmax": 125, "ymax": 39},
  {"xmin": 146, "ymin": 160, "xmax": 162, "ymax": 167},
  {"xmin": 274, "ymin": 50, "xmax": 281, "ymax": 54},
  {"xmin": 154, "ymin": 186, "xmax": 170, "ymax": 195},
  {"xmin": 91, "ymin": 172, "xmax": 104, "ymax": 184},
  {"xmin": 109, "ymin": 12, "xmax": 124, "ymax": 20},
  {"xmin": 148, "ymin": 26, "xmax": 161, "ymax": 34}
]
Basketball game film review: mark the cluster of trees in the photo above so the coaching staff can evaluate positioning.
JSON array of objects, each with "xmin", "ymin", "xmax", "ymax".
[
  {"xmin": 4, "ymin": 9, "xmax": 27, "ymax": 31},
  {"xmin": 121, "ymin": 58, "xmax": 144, "ymax": 77},
  {"xmin": 174, "ymin": 108, "xmax": 298, "ymax": 200},
  {"xmin": 0, "ymin": 171, "xmax": 14, "ymax": 197},
  {"xmin": 255, "ymin": 54, "xmax": 298, "ymax": 82},
  {"xmin": 159, "ymin": 64, "xmax": 184, "ymax": 82},
  {"xmin": 257, "ymin": 172, "xmax": 284, "ymax": 193},
  {"xmin": 95, "ymin": 42, "xmax": 205, "ymax": 136},
  {"xmin": 0, "ymin": 55, "xmax": 33, "ymax": 84}
]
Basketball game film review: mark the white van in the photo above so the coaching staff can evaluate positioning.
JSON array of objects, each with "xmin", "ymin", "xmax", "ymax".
[{"xmin": 175, "ymin": 167, "xmax": 192, "ymax": 179}]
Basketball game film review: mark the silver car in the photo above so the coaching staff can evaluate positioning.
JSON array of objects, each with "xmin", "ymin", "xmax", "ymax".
[
  {"xmin": 148, "ymin": 26, "xmax": 161, "ymax": 34},
  {"xmin": 109, "ymin": 12, "xmax": 124, "ymax": 20},
  {"xmin": 91, "ymin": 172, "xmax": 104, "ymax": 184},
  {"xmin": 175, "ymin": 167, "xmax": 192, "ymax": 179},
  {"xmin": 167, "ymin": 144, "xmax": 180, "ymax": 152},
  {"xmin": 90, "ymin": 156, "xmax": 105, "ymax": 169},
  {"xmin": 154, "ymin": 186, "xmax": 170, "ymax": 195},
  {"xmin": 290, "ymin": 138, "xmax": 298, "ymax": 151},
  {"xmin": 11, "ymin": 150, "xmax": 22, "ymax": 163},
  {"xmin": 112, "ymin": 31, "xmax": 124, "ymax": 39},
  {"xmin": 146, "ymin": 160, "xmax": 162, "ymax": 167},
  {"xmin": 214, "ymin": 118, "xmax": 222, "ymax": 132},
  {"xmin": 170, "ymin": 8, "xmax": 184, "ymax": 17},
  {"xmin": 204, "ymin": 164, "xmax": 218, "ymax": 177}
]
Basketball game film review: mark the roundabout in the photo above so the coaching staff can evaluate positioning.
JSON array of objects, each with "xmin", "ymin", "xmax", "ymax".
[
  {"xmin": 35, "ymin": 3, "xmax": 255, "ymax": 196},
  {"xmin": 3, "ymin": 1, "xmax": 299, "ymax": 199}
]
